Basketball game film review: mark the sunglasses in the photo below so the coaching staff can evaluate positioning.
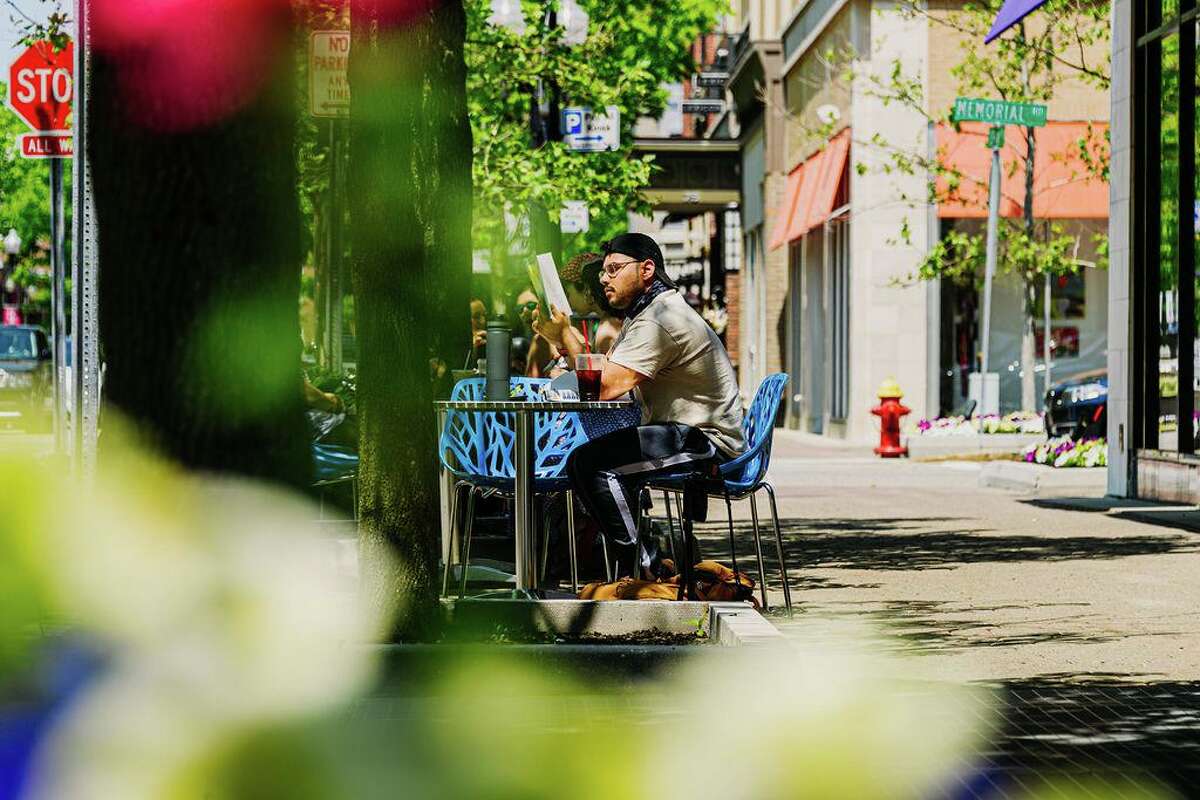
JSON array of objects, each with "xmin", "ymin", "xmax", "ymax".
[{"xmin": 600, "ymin": 259, "xmax": 643, "ymax": 278}]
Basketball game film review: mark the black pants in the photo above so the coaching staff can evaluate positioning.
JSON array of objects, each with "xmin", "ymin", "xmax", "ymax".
[{"xmin": 566, "ymin": 423, "xmax": 721, "ymax": 569}]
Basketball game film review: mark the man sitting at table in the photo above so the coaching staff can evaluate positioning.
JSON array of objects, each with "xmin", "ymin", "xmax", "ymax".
[{"xmin": 534, "ymin": 232, "xmax": 744, "ymax": 577}]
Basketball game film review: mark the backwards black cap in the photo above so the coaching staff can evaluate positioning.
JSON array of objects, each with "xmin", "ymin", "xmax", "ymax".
[{"xmin": 600, "ymin": 232, "xmax": 677, "ymax": 290}]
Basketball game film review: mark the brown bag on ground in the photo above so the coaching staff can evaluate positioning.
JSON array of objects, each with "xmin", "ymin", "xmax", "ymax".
[
  {"xmin": 578, "ymin": 560, "xmax": 758, "ymax": 607},
  {"xmin": 579, "ymin": 578, "xmax": 680, "ymax": 601}
]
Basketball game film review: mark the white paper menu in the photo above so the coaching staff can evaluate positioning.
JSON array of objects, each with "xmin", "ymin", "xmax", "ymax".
[{"xmin": 530, "ymin": 252, "xmax": 574, "ymax": 319}]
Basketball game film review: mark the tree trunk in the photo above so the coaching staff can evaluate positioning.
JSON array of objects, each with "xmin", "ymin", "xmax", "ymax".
[
  {"xmin": 349, "ymin": 0, "xmax": 471, "ymax": 641},
  {"xmin": 1021, "ymin": 277, "xmax": 1038, "ymax": 412},
  {"xmin": 1020, "ymin": 121, "xmax": 1038, "ymax": 413},
  {"xmin": 91, "ymin": 12, "xmax": 310, "ymax": 488}
]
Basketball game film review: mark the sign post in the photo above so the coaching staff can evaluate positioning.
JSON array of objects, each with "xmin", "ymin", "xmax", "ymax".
[
  {"xmin": 561, "ymin": 105, "xmax": 620, "ymax": 152},
  {"xmin": 8, "ymin": 41, "xmax": 73, "ymax": 449},
  {"xmin": 309, "ymin": 31, "xmax": 350, "ymax": 119},
  {"xmin": 560, "ymin": 201, "xmax": 589, "ymax": 234},
  {"xmin": 954, "ymin": 97, "xmax": 1046, "ymax": 415},
  {"xmin": 310, "ymin": 31, "xmax": 350, "ymax": 372}
]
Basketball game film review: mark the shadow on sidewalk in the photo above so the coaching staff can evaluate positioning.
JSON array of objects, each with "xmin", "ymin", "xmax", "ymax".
[
  {"xmin": 686, "ymin": 516, "xmax": 1200, "ymax": 575},
  {"xmin": 1023, "ymin": 496, "xmax": 1200, "ymax": 535}
]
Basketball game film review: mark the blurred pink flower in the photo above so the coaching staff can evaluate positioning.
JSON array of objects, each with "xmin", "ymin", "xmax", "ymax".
[
  {"xmin": 92, "ymin": 0, "xmax": 292, "ymax": 132},
  {"xmin": 90, "ymin": 0, "xmax": 435, "ymax": 132}
]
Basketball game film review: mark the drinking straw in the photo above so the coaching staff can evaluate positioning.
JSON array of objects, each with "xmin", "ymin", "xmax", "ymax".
[{"xmin": 580, "ymin": 321, "xmax": 591, "ymax": 354}]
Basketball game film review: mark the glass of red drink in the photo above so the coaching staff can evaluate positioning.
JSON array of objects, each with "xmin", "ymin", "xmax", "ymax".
[{"xmin": 576, "ymin": 353, "xmax": 605, "ymax": 401}]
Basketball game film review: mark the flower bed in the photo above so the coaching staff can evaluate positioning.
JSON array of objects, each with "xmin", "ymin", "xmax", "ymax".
[
  {"xmin": 910, "ymin": 412, "xmax": 1044, "ymax": 437},
  {"xmin": 1023, "ymin": 436, "xmax": 1107, "ymax": 468}
]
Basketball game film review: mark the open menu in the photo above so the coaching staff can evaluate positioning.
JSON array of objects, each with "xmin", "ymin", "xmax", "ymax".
[{"xmin": 528, "ymin": 252, "xmax": 574, "ymax": 320}]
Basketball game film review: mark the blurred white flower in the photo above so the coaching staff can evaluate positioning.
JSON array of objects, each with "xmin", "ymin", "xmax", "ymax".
[
  {"xmin": 21, "ymin": 442, "xmax": 397, "ymax": 799},
  {"xmin": 654, "ymin": 621, "xmax": 996, "ymax": 799}
]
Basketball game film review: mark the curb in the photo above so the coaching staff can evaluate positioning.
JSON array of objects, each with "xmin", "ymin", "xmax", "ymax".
[
  {"xmin": 907, "ymin": 433, "xmax": 1043, "ymax": 460},
  {"xmin": 978, "ymin": 460, "xmax": 1107, "ymax": 494},
  {"xmin": 708, "ymin": 602, "xmax": 787, "ymax": 647}
]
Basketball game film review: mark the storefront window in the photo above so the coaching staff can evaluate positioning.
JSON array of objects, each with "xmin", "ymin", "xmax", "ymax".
[
  {"xmin": 1133, "ymin": 5, "xmax": 1200, "ymax": 456},
  {"xmin": 1194, "ymin": 21, "xmax": 1200, "ymax": 451}
]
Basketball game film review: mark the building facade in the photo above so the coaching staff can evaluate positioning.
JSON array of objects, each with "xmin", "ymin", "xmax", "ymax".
[
  {"xmin": 731, "ymin": 0, "xmax": 1110, "ymax": 440},
  {"xmin": 1107, "ymin": 0, "xmax": 1200, "ymax": 501}
]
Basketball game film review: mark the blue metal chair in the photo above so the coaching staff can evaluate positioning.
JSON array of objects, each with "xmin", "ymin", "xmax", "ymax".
[
  {"xmin": 312, "ymin": 443, "xmax": 359, "ymax": 521},
  {"xmin": 438, "ymin": 377, "xmax": 589, "ymax": 596},
  {"xmin": 654, "ymin": 373, "xmax": 793, "ymax": 612}
]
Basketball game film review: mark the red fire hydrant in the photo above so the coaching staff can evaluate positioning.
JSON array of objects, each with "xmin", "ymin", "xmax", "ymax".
[{"xmin": 872, "ymin": 378, "xmax": 910, "ymax": 458}]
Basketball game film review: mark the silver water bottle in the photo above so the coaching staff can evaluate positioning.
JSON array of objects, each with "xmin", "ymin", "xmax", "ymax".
[{"xmin": 485, "ymin": 318, "xmax": 511, "ymax": 400}]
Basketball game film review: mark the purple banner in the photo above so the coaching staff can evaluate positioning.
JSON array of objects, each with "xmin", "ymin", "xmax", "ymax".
[{"xmin": 985, "ymin": 0, "xmax": 1051, "ymax": 43}]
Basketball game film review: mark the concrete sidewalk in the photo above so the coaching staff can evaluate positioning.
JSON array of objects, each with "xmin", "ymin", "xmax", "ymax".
[{"xmin": 681, "ymin": 432, "xmax": 1200, "ymax": 683}]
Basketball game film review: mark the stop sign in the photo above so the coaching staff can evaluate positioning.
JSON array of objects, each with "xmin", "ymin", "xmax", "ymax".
[{"xmin": 7, "ymin": 41, "xmax": 73, "ymax": 133}]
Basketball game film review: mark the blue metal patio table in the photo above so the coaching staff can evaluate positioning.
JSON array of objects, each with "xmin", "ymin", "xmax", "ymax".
[{"xmin": 435, "ymin": 398, "xmax": 635, "ymax": 595}]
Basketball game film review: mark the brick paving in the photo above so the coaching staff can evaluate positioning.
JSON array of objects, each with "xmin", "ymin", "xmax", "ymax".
[{"xmin": 674, "ymin": 431, "xmax": 1200, "ymax": 796}]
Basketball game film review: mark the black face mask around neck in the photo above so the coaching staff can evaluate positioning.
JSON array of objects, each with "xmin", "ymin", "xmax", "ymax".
[{"xmin": 622, "ymin": 278, "xmax": 670, "ymax": 320}]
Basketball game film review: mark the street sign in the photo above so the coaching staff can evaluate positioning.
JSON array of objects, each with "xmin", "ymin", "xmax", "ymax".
[
  {"xmin": 560, "ymin": 201, "xmax": 589, "ymax": 234},
  {"xmin": 309, "ymin": 31, "xmax": 350, "ymax": 119},
  {"xmin": 8, "ymin": 41, "xmax": 73, "ymax": 135},
  {"xmin": 562, "ymin": 105, "xmax": 620, "ymax": 152},
  {"xmin": 21, "ymin": 133, "xmax": 72, "ymax": 158},
  {"xmin": 681, "ymin": 99, "xmax": 725, "ymax": 114},
  {"xmin": 954, "ymin": 97, "xmax": 1046, "ymax": 128},
  {"xmin": 986, "ymin": 125, "xmax": 1005, "ymax": 149},
  {"xmin": 696, "ymin": 72, "xmax": 729, "ymax": 87}
]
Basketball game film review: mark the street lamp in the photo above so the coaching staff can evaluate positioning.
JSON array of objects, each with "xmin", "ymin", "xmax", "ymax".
[
  {"xmin": 559, "ymin": 0, "xmax": 589, "ymax": 46},
  {"xmin": 1, "ymin": 230, "xmax": 20, "ymax": 314},
  {"xmin": 4, "ymin": 229, "xmax": 21, "ymax": 259},
  {"xmin": 489, "ymin": 0, "xmax": 588, "ymax": 44},
  {"xmin": 488, "ymin": 0, "xmax": 527, "ymax": 35}
]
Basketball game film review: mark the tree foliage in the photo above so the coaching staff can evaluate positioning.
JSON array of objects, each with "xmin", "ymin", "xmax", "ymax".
[
  {"xmin": 0, "ymin": 86, "xmax": 71, "ymax": 322},
  {"xmin": 851, "ymin": 1, "xmax": 1112, "ymax": 281},
  {"xmin": 465, "ymin": 0, "xmax": 727, "ymax": 266}
]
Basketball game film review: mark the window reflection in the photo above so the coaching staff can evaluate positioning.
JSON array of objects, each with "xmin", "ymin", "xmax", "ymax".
[{"xmin": 1159, "ymin": 33, "xmax": 1180, "ymax": 450}]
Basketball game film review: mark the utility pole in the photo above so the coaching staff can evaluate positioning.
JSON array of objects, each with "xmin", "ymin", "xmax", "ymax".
[{"xmin": 978, "ymin": 125, "xmax": 1002, "ymax": 416}]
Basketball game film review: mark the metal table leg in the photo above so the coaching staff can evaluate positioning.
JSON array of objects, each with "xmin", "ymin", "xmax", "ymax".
[
  {"xmin": 566, "ymin": 490, "xmax": 579, "ymax": 595},
  {"xmin": 437, "ymin": 407, "xmax": 453, "ymax": 564},
  {"xmin": 513, "ymin": 411, "xmax": 537, "ymax": 595}
]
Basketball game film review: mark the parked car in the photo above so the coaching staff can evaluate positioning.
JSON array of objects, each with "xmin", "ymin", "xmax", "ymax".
[
  {"xmin": 0, "ymin": 325, "xmax": 52, "ymax": 431},
  {"xmin": 1044, "ymin": 368, "xmax": 1107, "ymax": 440}
]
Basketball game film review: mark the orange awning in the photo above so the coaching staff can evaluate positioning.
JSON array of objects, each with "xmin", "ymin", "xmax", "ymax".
[
  {"xmin": 936, "ymin": 121, "xmax": 1108, "ymax": 219},
  {"xmin": 768, "ymin": 163, "xmax": 805, "ymax": 250},
  {"xmin": 803, "ymin": 128, "xmax": 850, "ymax": 233},
  {"xmin": 769, "ymin": 128, "xmax": 851, "ymax": 250}
]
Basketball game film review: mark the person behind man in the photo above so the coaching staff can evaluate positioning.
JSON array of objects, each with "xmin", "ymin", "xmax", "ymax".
[
  {"xmin": 533, "ymin": 232, "xmax": 744, "ymax": 575},
  {"xmin": 469, "ymin": 297, "xmax": 488, "ymax": 361},
  {"xmin": 526, "ymin": 251, "xmax": 623, "ymax": 377}
]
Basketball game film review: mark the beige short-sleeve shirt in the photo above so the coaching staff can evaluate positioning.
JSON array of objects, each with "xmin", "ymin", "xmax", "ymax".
[{"xmin": 607, "ymin": 290, "xmax": 745, "ymax": 458}]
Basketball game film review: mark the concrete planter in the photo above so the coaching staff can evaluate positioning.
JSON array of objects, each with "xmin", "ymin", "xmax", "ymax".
[
  {"xmin": 978, "ymin": 460, "xmax": 1107, "ymax": 494},
  {"xmin": 907, "ymin": 433, "xmax": 1044, "ymax": 460},
  {"xmin": 375, "ymin": 600, "xmax": 785, "ymax": 686},
  {"xmin": 442, "ymin": 598, "xmax": 783, "ymax": 648}
]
